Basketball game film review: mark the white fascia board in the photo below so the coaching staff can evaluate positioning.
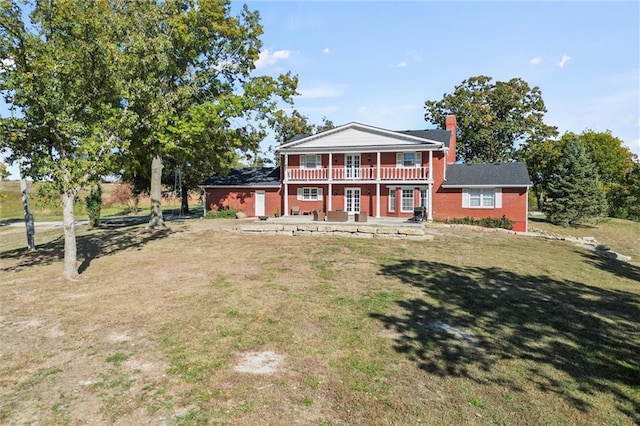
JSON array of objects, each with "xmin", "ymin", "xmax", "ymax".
[
  {"xmin": 277, "ymin": 122, "xmax": 444, "ymax": 152},
  {"xmin": 199, "ymin": 184, "xmax": 281, "ymax": 189},
  {"xmin": 279, "ymin": 145, "xmax": 442, "ymax": 154}
]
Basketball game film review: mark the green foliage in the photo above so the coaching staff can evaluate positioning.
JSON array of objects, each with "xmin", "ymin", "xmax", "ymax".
[
  {"xmin": 205, "ymin": 208, "xmax": 238, "ymax": 219},
  {"xmin": 609, "ymin": 162, "xmax": 640, "ymax": 221},
  {"xmin": 85, "ymin": 185, "xmax": 102, "ymax": 228},
  {"xmin": 446, "ymin": 216, "xmax": 514, "ymax": 230},
  {"xmin": 0, "ymin": 162, "xmax": 8, "ymax": 180},
  {"xmin": 543, "ymin": 138, "xmax": 608, "ymax": 226},
  {"xmin": 424, "ymin": 75, "xmax": 557, "ymax": 162}
]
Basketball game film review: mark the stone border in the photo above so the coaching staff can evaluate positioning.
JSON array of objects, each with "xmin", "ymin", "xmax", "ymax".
[{"xmin": 233, "ymin": 223, "xmax": 435, "ymax": 240}]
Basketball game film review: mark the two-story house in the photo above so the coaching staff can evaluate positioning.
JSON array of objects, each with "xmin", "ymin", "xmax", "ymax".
[{"xmin": 200, "ymin": 115, "xmax": 532, "ymax": 231}]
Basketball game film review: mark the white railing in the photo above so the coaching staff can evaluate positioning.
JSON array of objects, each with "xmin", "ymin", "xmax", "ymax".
[{"xmin": 286, "ymin": 166, "xmax": 429, "ymax": 181}]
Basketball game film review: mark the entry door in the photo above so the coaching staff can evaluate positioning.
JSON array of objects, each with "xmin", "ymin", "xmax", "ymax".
[
  {"xmin": 345, "ymin": 154, "xmax": 361, "ymax": 179},
  {"xmin": 345, "ymin": 188, "xmax": 361, "ymax": 213},
  {"xmin": 255, "ymin": 190, "xmax": 265, "ymax": 216}
]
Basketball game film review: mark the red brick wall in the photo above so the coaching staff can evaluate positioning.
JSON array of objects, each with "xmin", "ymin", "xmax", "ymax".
[
  {"xmin": 205, "ymin": 187, "xmax": 281, "ymax": 217},
  {"xmin": 433, "ymin": 187, "xmax": 528, "ymax": 232}
]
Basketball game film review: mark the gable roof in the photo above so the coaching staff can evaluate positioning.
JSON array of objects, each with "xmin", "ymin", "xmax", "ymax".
[
  {"xmin": 277, "ymin": 122, "xmax": 448, "ymax": 153},
  {"xmin": 442, "ymin": 162, "xmax": 531, "ymax": 187},
  {"xmin": 199, "ymin": 167, "xmax": 280, "ymax": 188}
]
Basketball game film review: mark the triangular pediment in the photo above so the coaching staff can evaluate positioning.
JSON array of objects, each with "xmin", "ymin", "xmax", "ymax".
[{"xmin": 278, "ymin": 123, "xmax": 444, "ymax": 152}]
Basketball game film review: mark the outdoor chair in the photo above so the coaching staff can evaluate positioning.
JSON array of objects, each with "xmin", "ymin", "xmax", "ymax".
[
  {"xmin": 411, "ymin": 206, "xmax": 427, "ymax": 222},
  {"xmin": 291, "ymin": 206, "xmax": 301, "ymax": 215},
  {"xmin": 313, "ymin": 210, "xmax": 325, "ymax": 221}
]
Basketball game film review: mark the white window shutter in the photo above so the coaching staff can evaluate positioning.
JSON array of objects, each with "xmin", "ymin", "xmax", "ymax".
[
  {"xmin": 318, "ymin": 187, "xmax": 323, "ymax": 200},
  {"xmin": 396, "ymin": 153, "xmax": 402, "ymax": 167},
  {"xmin": 416, "ymin": 152, "xmax": 422, "ymax": 168},
  {"xmin": 494, "ymin": 188, "xmax": 502, "ymax": 208},
  {"xmin": 316, "ymin": 154, "xmax": 322, "ymax": 169},
  {"xmin": 297, "ymin": 188, "xmax": 303, "ymax": 200},
  {"xmin": 300, "ymin": 154, "xmax": 306, "ymax": 169},
  {"xmin": 462, "ymin": 188, "xmax": 469, "ymax": 208}
]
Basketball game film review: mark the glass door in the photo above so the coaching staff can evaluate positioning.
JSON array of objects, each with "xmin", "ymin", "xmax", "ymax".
[
  {"xmin": 345, "ymin": 154, "xmax": 361, "ymax": 179},
  {"xmin": 345, "ymin": 188, "xmax": 361, "ymax": 213}
]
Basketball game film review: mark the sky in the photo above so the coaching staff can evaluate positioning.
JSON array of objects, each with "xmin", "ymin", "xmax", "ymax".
[
  {"xmin": 2, "ymin": 1, "xmax": 639, "ymax": 178},
  {"xmin": 238, "ymin": 0, "xmax": 640, "ymax": 160}
]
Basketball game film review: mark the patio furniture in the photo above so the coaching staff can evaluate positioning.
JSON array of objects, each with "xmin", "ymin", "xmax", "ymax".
[
  {"xmin": 291, "ymin": 206, "xmax": 301, "ymax": 215},
  {"xmin": 411, "ymin": 206, "xmax": 427, "ymax": 222},
  {"xmin": 326, "ymin": 210, "xmax": 348, "ymax": 222},
  {"xmin": 313, "ymin": 210, "xmax": 325, "ymax": 221}
]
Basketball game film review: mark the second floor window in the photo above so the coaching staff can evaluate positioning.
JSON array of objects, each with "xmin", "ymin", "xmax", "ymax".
[
  {"xmin": 396, "ymin": 152, "xmax": 422, "ymax": 168},
  {"xmin": 301, "ymin": 154, "xmax": 321, "ymax": 169}
]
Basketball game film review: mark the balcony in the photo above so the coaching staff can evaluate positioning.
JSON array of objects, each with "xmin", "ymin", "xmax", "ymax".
[{"xmin": 285, "ymin": 166, "xmax": 430, "ymax": 182}]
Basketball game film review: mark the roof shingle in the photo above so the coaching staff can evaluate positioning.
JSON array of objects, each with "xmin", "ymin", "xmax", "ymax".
[{"xmin": 442, "ymin": 162, "xmax": 531, "ymax": 187}]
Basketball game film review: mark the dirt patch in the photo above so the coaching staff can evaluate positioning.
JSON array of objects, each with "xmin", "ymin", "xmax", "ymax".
[{"xmin": 234, "ymin": 351, "xmax": 284, "ymax": 375}]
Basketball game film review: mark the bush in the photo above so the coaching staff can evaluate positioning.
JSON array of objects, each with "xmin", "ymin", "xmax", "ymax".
[
  {"xmin": 446, "ymin": 215, "xmax": 514, "ymax": 230},
  {"xmin": 205, "ymin": 207, "xmax": 238, "ymax": 219},
  {"xmin": 85, "ymin": 185, "xmax": 102, "ymax": 228}
]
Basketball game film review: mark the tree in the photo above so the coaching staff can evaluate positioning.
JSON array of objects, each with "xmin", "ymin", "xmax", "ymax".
[
  {"xmin": 424, "ymin": 76, "xmax": 557, "ymax": 162},
  {"xmin": 0, "ymin": 1, "xmax": 130, "ymax": 279},
  {"xmin": 543, "ymin": 138, "xmax": 608, "ymax": 226},
  {"xmin": 609, "ymin": 161, "xmax": 640, "ymax": 221},
  {"xmin": 521, "ymin": 138, "xmax": 566, "ymax": 210},
  {"xmin": 272, "ymin": 109, "xmax": 335, "ymax": 144},
  {"xmin": 116, "ymin": 0, "xmax": 297, "ymax": 225},
  {"xmin": 0, "ymin": 161, "xmax": 8, "ymax": 180}
]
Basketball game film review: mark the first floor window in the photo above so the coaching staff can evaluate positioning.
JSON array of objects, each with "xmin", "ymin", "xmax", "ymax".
[
  {"xmin": 401, "ymin": 189, "xmax": 414, "ymax": 212},
  {"xmin": 297, "ymin": 187, "xmax": 323, "ymax": 201},
  {"xmin": 420, "ymin": 189, "xmax": 428, "ymax": 207},
  {"xmin": 463, "ymin": 188, "xmax": 501, "ymax": 208},
  {"xmin": 389, "ymin": 188, "xmax": 396, "ymax": 212}
]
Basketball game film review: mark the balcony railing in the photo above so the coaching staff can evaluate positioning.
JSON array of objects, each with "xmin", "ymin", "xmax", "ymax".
[{"xmin": 285, "ymin": 166, "xmax": 430, "ymax": 182}]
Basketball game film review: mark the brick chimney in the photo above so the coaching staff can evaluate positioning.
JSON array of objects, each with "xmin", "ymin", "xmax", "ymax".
[{"xmin": 445, "ymin": 115, "xmax": 457, "ymax": 164}]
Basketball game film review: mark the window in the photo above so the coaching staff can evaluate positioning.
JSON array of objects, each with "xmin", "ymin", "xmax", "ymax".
[
  {"xmin": 420, "ymin": 189, "xmax": 428, "ymax": 207},
  {"xmin": 301, "ymin": 154, "xmax": 321, "ymax": 169},
  {"xmin": 389, "ymin": 188, "xmax": 396, "ymax": 212},
  {"xmin": 297, "ymin": 187, "xmax": 323, "ymax": 201},
  {"xmin": 396, "ymin": 152, "xmax": 422, "ymax": 168},
  {"xmin": 403, "ymin": 152, "xmax": 416, "ymax": 167},
  {"xmin": 401, "ymin": 189, "xmax": 414, "ymax": 212},
  {"xmin": 463, "ymin": 188, "xmax": 502, "ymax": 208}
]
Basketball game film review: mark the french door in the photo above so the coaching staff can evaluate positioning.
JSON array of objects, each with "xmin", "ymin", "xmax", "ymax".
[
  {"xmin": 345, "ymin": 188, "xmax": 361, "ymax": 213},
  {"xmin": 345, "ymin": 154, "xmax": 361, "ymax": 179}
]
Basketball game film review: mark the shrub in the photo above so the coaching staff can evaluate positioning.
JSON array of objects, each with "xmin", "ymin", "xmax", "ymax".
[
  {"xmin": 446, "ymin": 215, "xmax": 513, "ymax": 230},
  {"xmin": 85, "ymin": 185, "xmax": 102, "ymax": 228},
  {"xmin": 205, "ymin": 207, "xmax": 238, "ymax": 219}
]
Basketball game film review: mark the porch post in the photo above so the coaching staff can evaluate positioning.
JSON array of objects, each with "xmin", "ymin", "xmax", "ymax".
[
  {"xmin": 328, "ymin": 183, "xmax": 333, "ymax": 211},
  {"xmin": 283, "ymin": 154, "xmax": 289, "ymax": 216},
  {"xmin": 428, "ymin": 150, "xmax": 433, "ymax": 180},
  {"xmin": 427, "ymin": 182, "xmax": 433, "ymax": 221},
  {"xmin": 376, "ymin": 151, "xmax": 381, "ymax": 218}
]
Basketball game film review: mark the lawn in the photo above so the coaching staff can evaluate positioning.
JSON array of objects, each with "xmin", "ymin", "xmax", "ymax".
[{"xmin": 0, "ymin": 218, "xmax": 638, "ymax": 425}]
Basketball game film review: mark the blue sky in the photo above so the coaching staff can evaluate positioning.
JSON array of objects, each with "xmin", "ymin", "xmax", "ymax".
[
  {"xmin": 240, "ymin": 0, "xmax": 640, "ymax": 160},
  {"xmin": 2, "ymin": 1, "xmax": 638, "ymax": 178}
]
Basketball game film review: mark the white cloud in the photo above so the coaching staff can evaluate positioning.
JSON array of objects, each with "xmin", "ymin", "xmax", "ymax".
[
  {"xmin": 407, "ymin": 50, "xmax": 422, "ymax": 62},
  {"xmin": 297, "ymin": 83, "xmax": 346, "ymax": 99},
  {"xmin": 396, "ymin": 61, "xmax": 408, "ymax": 68},
  {"xmin": 530, "ymin": 56, "xmax": 542, "ymax": 65},
  {"xmin": 322, "ymin": 47, "xmax": 330, "ymax": 54},
  {"xmin": 254, "ymin": 49, "xmax": 292, "ymax": 70},
  {"xmin": 557, "ymin": 54, "xmax": 571, "ymax": 69}
]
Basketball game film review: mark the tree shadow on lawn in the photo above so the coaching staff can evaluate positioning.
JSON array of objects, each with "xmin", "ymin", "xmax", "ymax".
[
  {"xmin": 372, "ymin": 260, "xmax": 640, "ymax": 422},
  {"xmin": 578, "ymin": 250, "xmax": 640, "ymax": 283},
  {"xmin": 0, "ymin": 222, "xmax": 172, "ymax": 274}
]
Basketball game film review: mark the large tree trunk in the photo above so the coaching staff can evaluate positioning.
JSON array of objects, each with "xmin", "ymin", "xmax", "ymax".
[
  {"xmin": 148, "ymin": 155, "xmax": 166, "ymax": 229},
  {"xmin": 62, "ymin": 189, "xmax": 80, "ymax": 280},
  {"xmin": 181, "ymin": 183, "xmax": 189, "ymax": 214}
]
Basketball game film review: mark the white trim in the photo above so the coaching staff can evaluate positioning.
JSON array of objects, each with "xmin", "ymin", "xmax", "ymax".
[
  {"xmin": 400, "ymin": 188, "xmax": 414, "ymax": 213},
  {"xmin": 443, "ymin": 184, "xmax": 531, "ymax": 188},
  {"xmin": 345, "ymin": 187, "xmax": 361, "ymax": 213},
  {"xmin": 463, "ymin": 187, "xmax": 499, "ymax": 209},
  {"xmin": 297, "ymin": 187, "xmax": 323, "ymax": 201},
  {"xmin": 388, "ymin": 187, "xmax": 396, "ymax": 212},
  {"xmin": 255, "ymin": 190, "xmax": 265, "ymax": 216}
]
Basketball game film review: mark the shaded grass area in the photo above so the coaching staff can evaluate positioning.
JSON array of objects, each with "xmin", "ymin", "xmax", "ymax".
[{"xmin": 374, "ymin": 259, "xmax": 640, "ymax": 423}]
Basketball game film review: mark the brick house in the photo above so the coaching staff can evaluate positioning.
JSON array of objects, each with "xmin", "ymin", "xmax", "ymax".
[{"xmin": 200, "ymin": 115, "xmax": 532, "ymax": 231}]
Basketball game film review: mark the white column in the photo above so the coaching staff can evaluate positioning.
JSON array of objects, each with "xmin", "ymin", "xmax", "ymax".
[
  {"xmin": 283, "ymin": 154, "xmax": 289, "ymax": 216},
  {"xmin": 328, "ymin": 183, "xmax": 333, "ymax": 211},
  {"xmin": 427, "ymin": 182, "xmax": 433, "ymax": 221},
  {"xmin": 428, "ymin": 150, "xmax": 433, "ymax": 181},
  {"xmin": 376, "ymin": 151, "xmax": 381, "ymax": 217}
]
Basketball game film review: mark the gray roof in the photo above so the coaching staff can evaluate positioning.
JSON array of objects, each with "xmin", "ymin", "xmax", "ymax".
[
  {"xmin": 199, "ymin": 167, "xmax": 280, "ymax": 187},
  {"xmin": 396, "ymin": 129, "xmax": 452, "ymax": 147},
  {"xmin": 442, "ymin": 162, "xmax": 531, "ymax": 187}
]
